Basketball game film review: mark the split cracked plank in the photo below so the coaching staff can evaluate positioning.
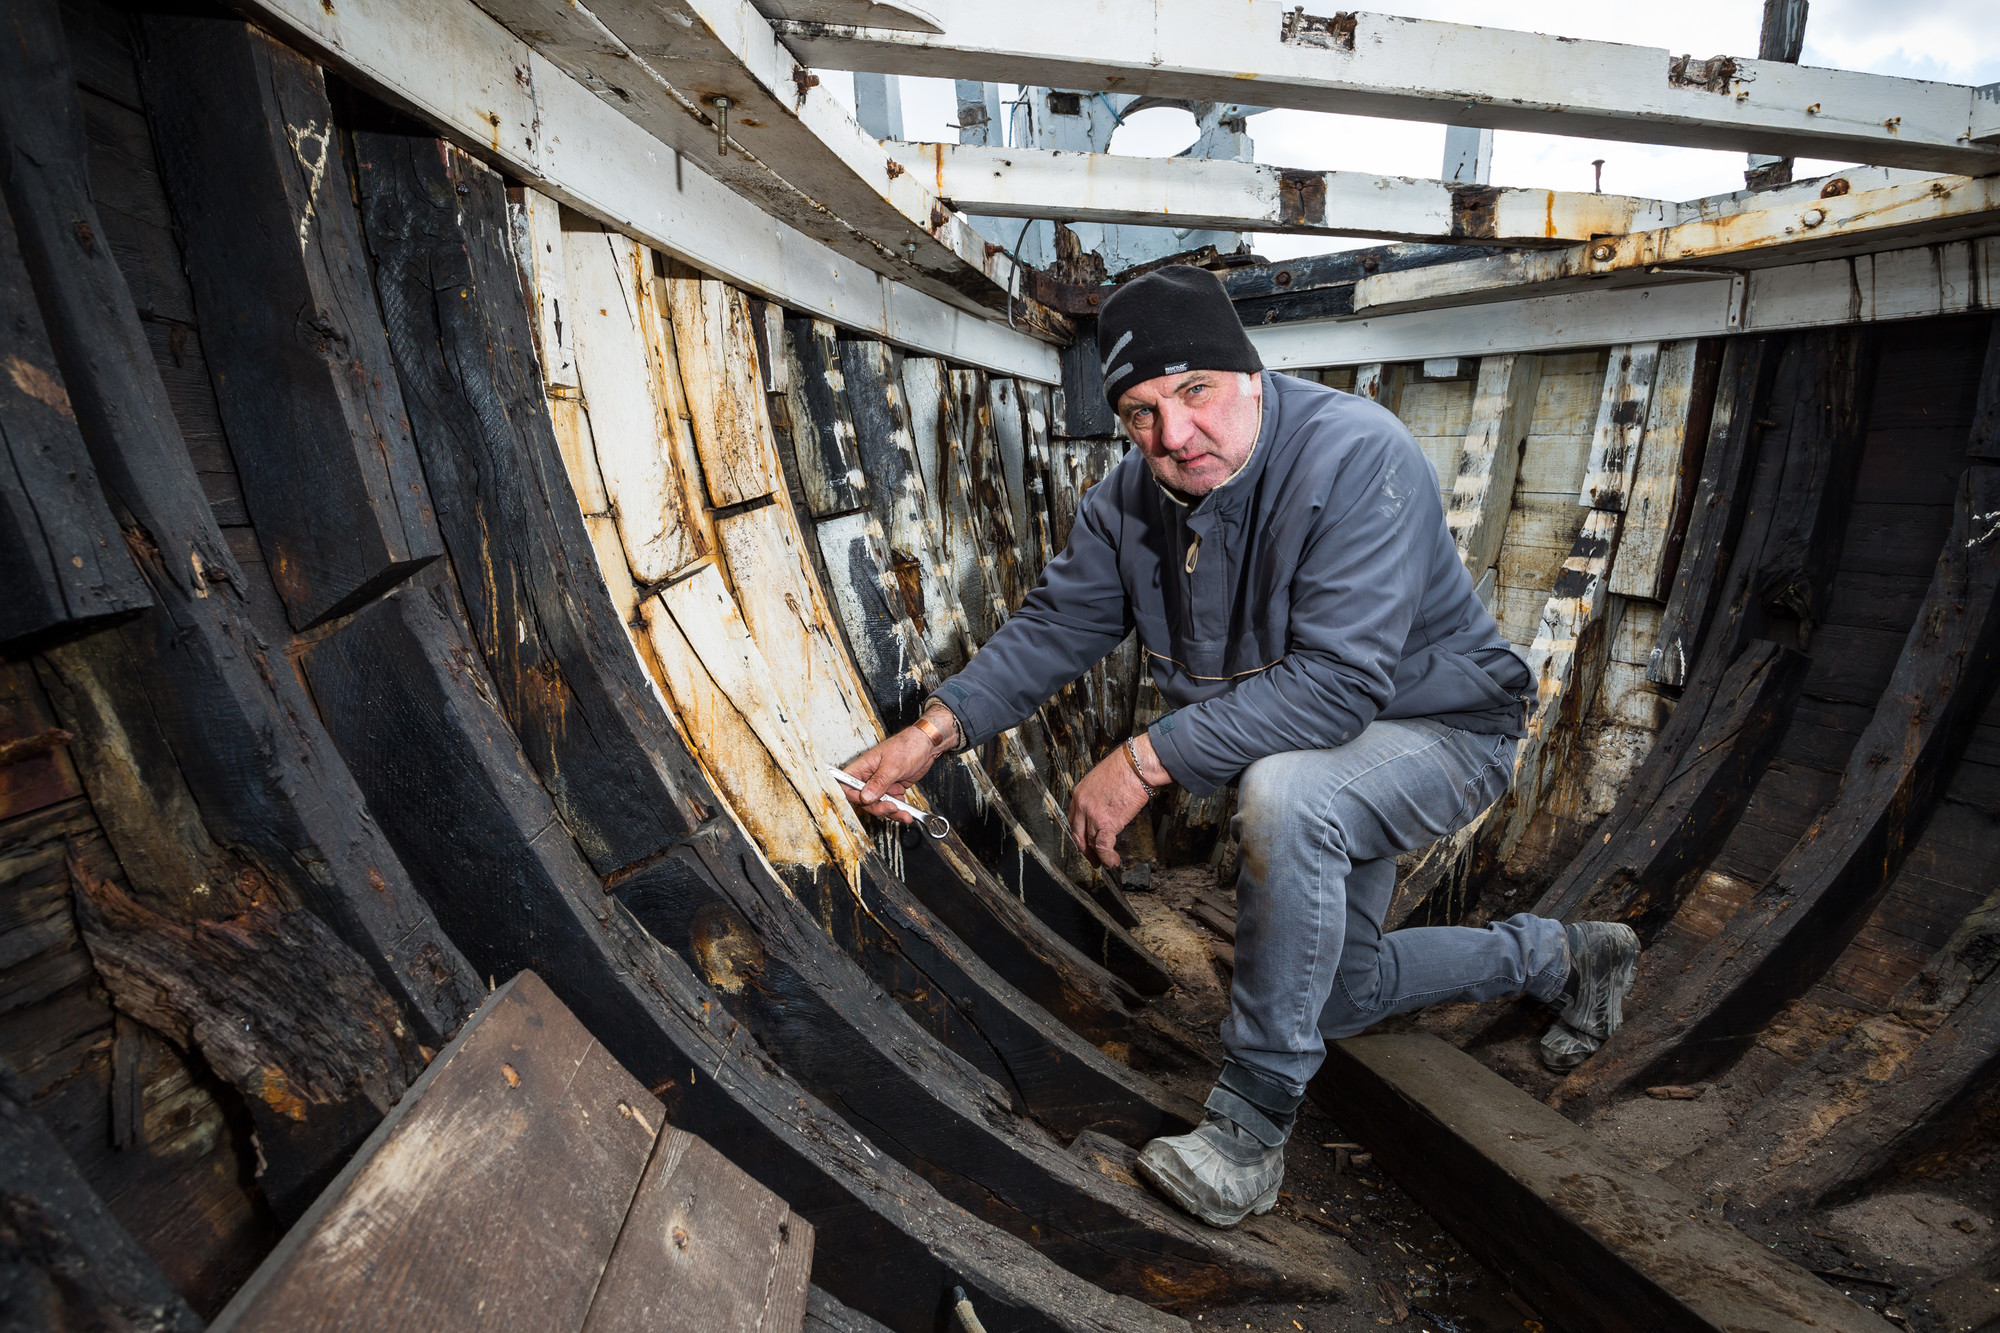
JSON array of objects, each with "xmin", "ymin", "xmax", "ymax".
[
  {"xmin": 1311, "ymin": 1033, "xmax": 1895, "ymax": 1333},
  {"xmin": 0, "ymin": 197, "xmax": 149, "ymax": 653},
  {"xmin": 212, "ymin": 971, "xmax": 805, "ymax": 1333},
  {"xmin": 0, "ymin": 0, "xmax": 481, "ymax": 1044},
  {"xmin": 1446, "ymin": 353, "xmax": 1540, "ymax": 579},
  {"xmin": 1560, "ymin": 465, "xmax": 2000, "ymax": 1109},
  {"xmin": 1671, "ymin": 878, "xmax": 2000, "ymax": 1216},
  {"xmin": 0, "ymin": 1058, "xmax": 202, "ymax": 1333},
  {"xmin": 887, "ymin": 141, "xmax": 1674, "ymax": 246},
  {"xmin": 137, "ymin": 17, "xmax": 444, "ymax": 631},
  {"xmin": 775, "ymin": 7, "xmax": 2000, "ymax": 174}
]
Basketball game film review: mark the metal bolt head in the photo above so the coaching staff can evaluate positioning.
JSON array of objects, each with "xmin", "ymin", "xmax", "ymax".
[{"xmin": 1591, "ymin": 243, "xmax": 1615, "ymax": 262}]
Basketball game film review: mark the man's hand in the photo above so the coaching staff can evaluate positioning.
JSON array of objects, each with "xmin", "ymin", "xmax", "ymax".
[
  {"xmin": 1069, "ymin": 732, "xmax": 1173, "ymax": 868},
  {"xmin": 840, "ymin": 705, "xmax": 957, "ymax": 824}
]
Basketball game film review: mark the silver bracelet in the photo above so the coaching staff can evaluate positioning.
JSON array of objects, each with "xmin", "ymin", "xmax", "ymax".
[{"xmin": 1124, "ymin": 737, "xmax": 1155, "ymax": 800}]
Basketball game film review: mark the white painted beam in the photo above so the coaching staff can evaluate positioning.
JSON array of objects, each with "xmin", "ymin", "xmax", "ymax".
[
  {"xmin": 233, "ymin": 0, "xmax": 1058, "ymax": 381},
  {"xmin": 1251, "ymin": 237, "xmax": 2000, "ymax": 369},
  {"xmin": 465, "ymin": 0, "xmax": 1044, "ymax": 328},
  {"xmin": 750, "ymin": 0, "xmax": 940, "ymax": 34},
  {"xmin": 1353, "ymin": 172, "xmax": 2000, "ymax": 316},
  {"xmin": 773, "ymin": 5, "xmax": 2000, "ymax": 175},
  {"xmin": 884, "ymin": 142, "xmax": 1671, "ymax": 245}
]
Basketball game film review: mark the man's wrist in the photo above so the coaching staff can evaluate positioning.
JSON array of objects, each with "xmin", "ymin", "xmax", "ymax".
[
  {"xmin": 1132, "ymin": 730, "xmax": 1174, "ymax": 789},
  {"xmin": 915, "ymin": 703, "xmax": 960, "ymax": 755}
]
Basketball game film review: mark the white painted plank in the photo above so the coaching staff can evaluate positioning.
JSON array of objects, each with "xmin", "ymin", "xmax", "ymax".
[
  {"xmin": 776, "ymin": 6, "xmax": 2000, "ymax": 174},
  {"xmin": 564, "ymin": 227, "xmax": 706, "ymax": 583},
  {"xmin": 549, "ymin": 396, "xmax": 610, "ymax": 516},
  {"xmin": 1447, "ymin": 353, "xmax": 1541, "ymax": 578},
  {"xmin": 233, "ymin": 0, "xmax": 1059, "ymax": 381},
  {"xmin": 665, "ymin": 272, "xmax": 783, "ymax": 507},
  {"xmin": 509, "ymin": 187, "xmax": 580, "ymax": 389},
  {"xmin": 1578, "ymin": 343, "xmax": 1663, "ymax": 511},
  {"xmin": 1249, "ymin": 237, "xmax": 2000, "ymax": 369},
  {"xmin": 882, "ymin": 141, "xmax": 1671, "ymax": 244},
  {"xmin": 1608, "ymin": 342, "xmax": 1705, "ymax": 600}
]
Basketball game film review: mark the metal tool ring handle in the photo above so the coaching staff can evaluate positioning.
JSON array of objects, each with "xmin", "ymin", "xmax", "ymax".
[{"xmin": 921, "ymin": 813, "xmax": 951, "ymax": 840}]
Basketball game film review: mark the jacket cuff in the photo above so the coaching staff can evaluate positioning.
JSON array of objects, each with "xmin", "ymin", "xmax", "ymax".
[{"xmin": 1147, "ymin": 712, "xmax": 1225, "ymax": 797}]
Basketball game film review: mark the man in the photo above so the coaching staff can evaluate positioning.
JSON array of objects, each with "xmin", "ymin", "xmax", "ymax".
[{"xmin": 839, "ymin": 266, "xmax": 1638, "ymax": 1228}]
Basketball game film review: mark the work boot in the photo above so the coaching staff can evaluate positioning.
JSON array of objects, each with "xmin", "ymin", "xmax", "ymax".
[
  {"xmin": 1538, "ymin": 921, "xmax": 1640, "ymax": 1071},
  {"xmin": 1135, "ymin": 1061, "xmax": 1298, "ymax": 1228}
]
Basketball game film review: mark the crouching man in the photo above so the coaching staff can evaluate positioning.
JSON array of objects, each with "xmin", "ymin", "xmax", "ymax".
[{"xmin": 838, "ymin": 266, "xmax": 1638, "ymax": 1228}]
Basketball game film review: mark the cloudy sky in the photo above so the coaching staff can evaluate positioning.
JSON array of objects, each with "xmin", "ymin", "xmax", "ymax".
[{"xmin": 826, "ymin": 0, "xmax": 1999, "ymax": 260}]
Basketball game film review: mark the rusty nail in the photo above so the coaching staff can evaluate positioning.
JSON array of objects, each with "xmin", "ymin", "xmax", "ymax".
[
  {"xmin": 1275, "ymin": 270, "xmax": 1293, "ymax": 286},
  {"xmin": 672, "ymin": 1226, "xmax": 690, "ymax": 1250},
  {"xmin": 713, "ymin": 96, "xmax": 733, "ymax": 156}
]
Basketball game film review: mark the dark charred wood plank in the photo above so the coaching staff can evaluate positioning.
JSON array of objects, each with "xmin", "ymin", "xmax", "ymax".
[
  {"xmin": 1673, "ymin": 880, "xmax": 2000, "ymax": 1216},
  {"xmin": 0, "ymin": 0, "xmax": 480, "ymax": 1043},
  {"xmin": 347, "ymin": 128, "xmax": 701, "ymax": 877},
  {"xmin": 1648, "ymin": 337, "xmax": 1778, "ymax": 686},
  {"xmin": 1542, "ymin": 640, "xmax": 1809, "ymax": 938},
  {"xmin": 65, "ymin": 845, "xmax": 424, "ymax": 1220},
  {"xmin": 135, "ymin": 17, "xmax": 442, "ymax": 630},
  {"xmin": 212, "ymin": 972, "xmax": 658, "ymax": 1333},
  {"xmin": 613, "ymin": 827, "xmax": 1343, "ymax": 1308},
  {"xmin": 0, "ymin": 1057, "xmax": 203, "ymax": 1333},
  {"xmin": 0, "ymin": 197, "xmax": 149, "ymax": 653},
  {"xmin": 1967, "ymin": 314, "xmax": 1999, "ymax": 460},
  {"xmin": 782, "ymin": 315, "xmax": 868, "ymax": 519},
  {"xmin": 804, "ymin": 1285, "xmax": 894, "ymax": 1333},
  {"xmin": 1312, "ymin": 1033, "xmax": 1895, "ymax": 1333},
  {"xmin": 1565, "ymin": 466, "xmax": 2000, "ymax": 1109},
  {"xmin": 289, "ymin": 569, "xmax": 1179, "ymax": 1333},
  {"xmin": 583, "ymin": 1124, "xmax": 813, "ymax": 1333}
]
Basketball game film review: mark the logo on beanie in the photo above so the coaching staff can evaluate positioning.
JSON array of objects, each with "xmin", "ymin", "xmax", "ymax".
[{"xmin": 1164, "ymin": 362, "xmax": 1188, "ymax": 374}]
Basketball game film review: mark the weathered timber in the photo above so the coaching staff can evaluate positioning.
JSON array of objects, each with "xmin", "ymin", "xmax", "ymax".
[
  {"xmin": 285, "ymin": 565, "xmax": 1180, "ymax": 1333},
  {"xmin": 0, "ymin": 1058, "xmax": 202, "ymax": 1333},
  {"xmin": 66, "ymin": 842, "xmax": 423, "ymax": 1219},
  {"xmin": 582, "ymin": 1120, "xmax": 814, "ymax": 1333},
  {"xmin": 1565, "ymin": 465, "xmax": 2000, "ymax": 1105},
  {"xmin": 987, "ymin": 376, "xmax": 1044, "ymax": 576},
  {"xmin": 137, "ymin": 17, "xmax": 443, "ymax": 630},
  {"xmin": 1648, "ymin": 337, "xmax": 1780, "ymax": 685},
  {"xmin": 210, "ymin": 972, "xmax": 659, "ymax": 1333},
  {"xmin": 506, "ymin": 185, "xmax": 579, "ymax": 391},
  {"xmin": 664, "ymin": 270, "xmax": 781, "ymax": 508},
  {"xmin": 783, "ymin": 316, "xmax": 868, "ymax": 518},
  {"xmin": 1547, "ymin": 639, "xmax": 1811, "ymax": 937},
  {"xmin": 804, "ymin": 1286, "xmax": 894, "ymax": 1333},
  {"xmin": 827, "ymin": 341, "xmax": 1167, "ymax": 986},
  {"xmin": 1609, "ymin": 340, "xmax": 1723, "ymax": 601},
  {"xmin": 1971, "ymin": 315, "xmax": 2000, "ymax": 459},
  {"xmin": 1447, "ymin": 353, "xmax": 1540, "ymax": 577},
  {"xmin": 351, "ymin": 129, "xmax": 705, "ymax": 876},
  {"xmin": 0, "ymin": 0, "xmax": 478, "ymax": 1042},
  {"xmin": 0, "ymin": 198, "xmax": 148, "ymax": 652},
  {"xmin": 562, "ymin": 222, "xmax": 707, "ymax": 583},
  {"xmin": 1672, "ymin": 879, "xmax": 2000, "ymax": 1215},
  {"xmin": 1577, "ymin": 343, "xmax": 1663, "ymax": 511},
  {"xmin": 1312, "ymin": 1033, "xmax": 1894, "ymax": 1333}
]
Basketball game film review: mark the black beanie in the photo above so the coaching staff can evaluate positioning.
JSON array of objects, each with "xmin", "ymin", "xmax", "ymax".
[{"xmin": 1096, "ymin": 265, "xmax": 1262, "ymax": 409}]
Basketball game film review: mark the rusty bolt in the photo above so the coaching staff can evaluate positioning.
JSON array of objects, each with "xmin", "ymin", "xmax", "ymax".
[
  {"xmin": 1086, "ymin": 292, "xmax": 1100, "ymax": 306},
  {"xmin": 1800, "ymin": 207, "xmax": 1827, "ymax": 229},
  {"xmin": 672, "ymin": 1226, "xmax": 690, "ymax": 1250},
  {"xmin": 1275, "ymin": 270, "xmax": 1293, "ymax": 287},
  {"xmin": 1820, "ymin": 177, "xmax": 1851, "ymax": 198},
  {"xmin": 1591, "ymin": 243, "xmax": 1615, "ymax": 262}
]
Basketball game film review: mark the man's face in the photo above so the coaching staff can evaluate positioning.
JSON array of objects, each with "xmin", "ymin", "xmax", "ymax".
[{"xmin": 1116, "ymin": 369, "xmax": 1262, "ymax": 497}]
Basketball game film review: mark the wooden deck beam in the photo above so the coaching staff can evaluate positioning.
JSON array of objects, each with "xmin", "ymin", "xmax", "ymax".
[{"xmin": 774, "ymin": 6, "xmax": 2000, "ymax": 175}]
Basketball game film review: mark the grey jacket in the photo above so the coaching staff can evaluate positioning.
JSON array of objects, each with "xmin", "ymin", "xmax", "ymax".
[{"xmin": 933, "ymin": 372, "xmax": 1531, "ymax": 796}]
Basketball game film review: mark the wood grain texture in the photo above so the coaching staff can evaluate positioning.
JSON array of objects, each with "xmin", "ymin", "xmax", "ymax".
[
  {"xmin": 1313, "ymin": 1033, "xmax": 1895, "ymax": 1333},
  {"xmin": 507, "ymin": 185, "xmax": 578, "ymax": 390},
  {"xmin": 1608, "ymin": 339, "xmax": 1721, "ymax": 600},
  {"xmin": 137, "ymin": 16, "xmax": 442, "ymax": 630},
  {"xmin": 213, "ymin": 973, "xmax": 659, "ymax": 1333},
  {"xmin": 783, "ymin": 317, "xmax": 867, "ymax": 518},
  {"xmin": 0, "ymin": 1058, "xmax": 203, "ymax": 1333},
  {"xmin": 1969, "ymin": 314, "xmax": 2000, "ymax": 460},
  {"xmin": 666, "ymin": 272, "xmax": 780, "ymax": 508},
  {"xmin": 1563, "ymin": 465, "xmax": 2000, "ymax": 1108},
  {"xmin": 0, "ymin": 195, "xmax": 148, "ymax": 651},
  {"xmin": 1576, "ymin": 343, "xmax": 1662, "ymax": 511},
  {"xmin": 351, "ymin": 130, "xmax": 705, "ymax": 877},
  {"xmin": 0, "ymin": 0, "xmax": 478, "ymax": 1042},
  {"xmin": 583, "ymin": 1113, "xmax": 813, "ymax": 1333},
  {"xmin": 563, "ymin": 224, "xmax": 705, "ymax": 583},
  {"xmin": 1447, "ymin": 353, "xmax": 1540, "ymax": 577}
]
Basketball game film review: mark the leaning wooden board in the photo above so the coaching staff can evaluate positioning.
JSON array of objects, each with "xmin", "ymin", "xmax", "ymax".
[{"xmin": 213, "ymin": 971, "xmax": 813, "ymax": 1333}]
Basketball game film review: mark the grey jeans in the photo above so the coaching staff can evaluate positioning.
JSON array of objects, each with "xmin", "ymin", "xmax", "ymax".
[{"xmin": 1220, "ymin": 717, "xmax": 1569, "ymax": 1095}]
